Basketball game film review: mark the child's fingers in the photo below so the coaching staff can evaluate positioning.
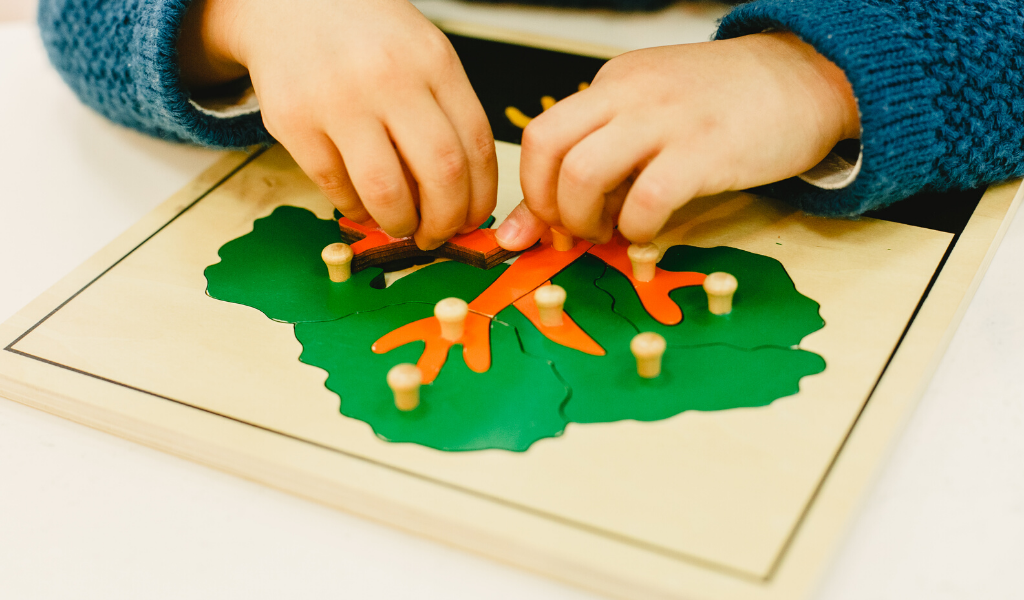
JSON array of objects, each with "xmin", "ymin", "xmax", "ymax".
[
  {"xmin": 278, "ymin": 131, "xmax": 371, "ymax": 224},
  {"xmin": 495, "ymin": 200, "xmax": 550, "ymax": 250},
  {"xmin": 388, "ymin": 97, "xmax": 472, "ymax": 250},
  {"xmin": 617, "ymin": 148, "xmax": 704, "ymax": 243},
  {"xmin": 433, "ymin": 73, "xmax": 499, "ymax": 233},
  {"xmin": 597, "ymin": 178, "xmax": 633, "ymax": 243},
  {"xmin": 556, "ymin": 120, "xmax": 656, "ymax": 243},
  {"xmin": 332, "ymin": 123, "xmax": 419, "ymax": 239},
  {"xmin": 519, "ymin": 90, "xmax": 612, "ymax": 226}
]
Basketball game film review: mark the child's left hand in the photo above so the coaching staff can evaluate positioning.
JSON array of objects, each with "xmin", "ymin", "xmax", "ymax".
[{"xmin": 495, "ymin": 32, "xmax": 860, "ymax": 249}]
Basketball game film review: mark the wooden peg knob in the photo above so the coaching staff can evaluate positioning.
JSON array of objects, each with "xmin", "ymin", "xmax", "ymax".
[
  {"xmin": 322, "ymin": 243, "xmax": 354, "ymax": 282},
  {"xmin": 387, "ymin": 363, "xmax": 422, "ymax": 411},
  {"xmin": 434, "ymin": 297, "xmax": 469, "ymax": 341},
  {"xmin": 627, "ymin": 242, "xmax": 660, "ymax": 282},
  {"xmin": 551, "ymin": 227, "xmax": 575, "ymax": 251},
  {"xmin": 534, "ymin": 284, "xmax": 567, "ymax": 327},
  {"xmin": 703, "ymin": 272, "xmax": 738, "ymax": 315},
  {"xmin": 630, "ymin": 332, "xmax": 666, "ymax": 379}
]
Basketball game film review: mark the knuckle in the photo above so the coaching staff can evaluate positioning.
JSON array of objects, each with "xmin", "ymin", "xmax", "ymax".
[
  {"xmin": 259, "ymin": 97, "xmax": 306, "ymax": 138},
  {"xmin": 629, "ymin": 179, "xmax": 669, "ymax": 214},
  {"xmin": 520, "ymin": 120, "xmax": 552, "ymax": 155},
  {"xmin": 311, "ymin": 171, "xmax": 351, "ymax": 197},
  {"xmin": 357, "ymin": 170, "xmax": 405, "ymax": 208},
  {"xmin": 559, "ymin": 154, "xmax": 597, "ymax": 190},
  {"xmin": 426, "ymin": 30, "xmax": 458, "ymax": 64},
  {"xmin": 260, "ymin": 110, "xmax": 292, "ymax": 141},
  {"xmin": 351, "ymin": 47, "xmax": 405, "ymax": 88},
  {"xmin": 593, "ymin": 55, "xmax": 625, "ymax": 83},
  {"xmin": 592, "ymin": 63, "xmax": 613, "ymax": 85},
  {"xmin": 431, "ymin": 145, "xmax": 469, "ymax": 187},
  {"xmin": 467, "ymin": 128, "xmax": 496, "ymax": 165},
  {"xmin": 523, "ymin": 193, "xmax": 560, "ymax": 225}
]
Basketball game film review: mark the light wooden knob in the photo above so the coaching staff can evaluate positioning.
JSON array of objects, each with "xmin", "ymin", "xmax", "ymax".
[
  {"xmin": 627, "ymin": 242, "xmax": 659, "ymax": 282},
  {"xmin": 322, "ymin": 243, "xmax": 354, "ymax": 283},
  {"xmin": 435, "ymin": 297, "xmax": 469, "ymax": 341},
  {"xmin": 534, "ymin": 284, "xmax": 567, "ymax": 327},
  {"xmin": 551, "ymin": 227, "xmax": 575, "ymax": 252},
  {"xmin": 387, "ymin": 363, "xmax": 422, "ymax": 411},
  {"xmin": 630, "ymin": 332, "xmax": 666, "ymax": 379},
  {"xmin": 703, "ymin": 272, "xmax": 738, "ymax": 315}
]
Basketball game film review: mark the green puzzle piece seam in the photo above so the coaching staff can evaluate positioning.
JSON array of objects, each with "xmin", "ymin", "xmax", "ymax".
[
  {"xmin": 516, "ymin": 255, "xmax": 826, "ymax": 424},
  {"xmin": 598, "ymin": 244, "xmax": 825, "ymax": 349},
  {"xmin": 295, "ymin": 303, "xmax": 570, "ymax": 452}
]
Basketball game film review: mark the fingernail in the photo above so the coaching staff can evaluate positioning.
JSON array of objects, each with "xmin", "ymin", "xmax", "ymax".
[{"xmin": 496, "ymin": 218, "xmax": 522, "ymax": 248}]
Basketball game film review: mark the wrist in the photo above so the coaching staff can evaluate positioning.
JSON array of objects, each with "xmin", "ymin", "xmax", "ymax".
[
  {"xmin": 755, "ymin": 31, "xmax": 861, "ymax": 144},
  {"xmin": 178, "ymin": 0, "xmax": 249, "ymax": 90}
]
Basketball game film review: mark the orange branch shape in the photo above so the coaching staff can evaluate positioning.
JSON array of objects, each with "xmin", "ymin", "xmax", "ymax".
[
  {"xmin": 586, "ymin": 233, "xmax": 706, "ymax": 325},
  {"xmin": 512, "ymin": 282, "xmax": 605, "ymax": 356},
  {"xmin": 369, "ymin": 229, "xmax": 706, "ymax": 382},
  {"xmin": 372, "ymin": 311, "xmax": 493, "ymax": 384},
  {"xmin": 371, "ymin": 239, "xmax": 592, "ymax": 383}
]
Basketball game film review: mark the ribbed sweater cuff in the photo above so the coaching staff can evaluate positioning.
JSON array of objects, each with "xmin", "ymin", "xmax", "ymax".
[
  {"xmin": 715, "ymin": 0, "xmax": 944, "ymax": 216},
  {"xmin": 134, "ymin": 0, "xmax": 270, "ymax": 148}
]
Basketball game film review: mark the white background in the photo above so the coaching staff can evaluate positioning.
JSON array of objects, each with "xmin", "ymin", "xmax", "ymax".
[{"xmin": 2, "ymin": 2, "xmax": 1022, "ymax": 599}]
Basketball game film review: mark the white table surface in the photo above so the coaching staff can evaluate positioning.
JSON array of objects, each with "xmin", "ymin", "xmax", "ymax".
[{"xmin": 2, "ymin": 3, "xmax": 1023, "ymax": 599}]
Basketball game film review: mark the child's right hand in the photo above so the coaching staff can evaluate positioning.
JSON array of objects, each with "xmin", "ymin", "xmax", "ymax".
[
  {"xmin": 495, "ymin": 33, "xmax": 860, "ymax": 250},
  {"xmin": 179, "ymin": 0, "xmax": 498, "ymax": 250}
]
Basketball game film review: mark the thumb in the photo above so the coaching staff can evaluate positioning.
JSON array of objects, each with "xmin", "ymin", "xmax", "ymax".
[{"xmin": 495, "ymin": 200, "xmax": 550, "ymax": 251}]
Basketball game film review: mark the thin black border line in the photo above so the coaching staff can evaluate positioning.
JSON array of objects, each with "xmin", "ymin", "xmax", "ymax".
[
  {"xmin": 4, "ymin": 344, "xmax": 762, "ymax": 583},
  {"xmin": 4, "ymin": 148, "xmax": 267, "ymax": 352},
  {"xmin": 0, "ymin": 146, "xmax": 966, "ymax": 585}
]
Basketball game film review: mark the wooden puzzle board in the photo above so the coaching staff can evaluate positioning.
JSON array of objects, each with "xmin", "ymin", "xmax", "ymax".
[{"xmin": 2, "ymin": 140, "xmax": 1020, "ymax": 599}]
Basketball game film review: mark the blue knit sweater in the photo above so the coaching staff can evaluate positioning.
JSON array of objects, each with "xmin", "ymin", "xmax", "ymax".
[{"xmin": 38, "ymin": 0, "xmax": 1024, "ymax": 216}]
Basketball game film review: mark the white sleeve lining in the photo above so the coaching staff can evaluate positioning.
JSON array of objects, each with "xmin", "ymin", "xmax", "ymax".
[
  {"xmin": 189, "ymin": 85, "xmax": 260, "ymax": 119},
  {"xmin": 797, "ymin": 142, "xmax": 862, "ymax": 190}
]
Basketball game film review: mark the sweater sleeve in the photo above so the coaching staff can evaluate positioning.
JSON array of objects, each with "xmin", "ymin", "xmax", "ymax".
[
  {"xmin": 37, "ymin": 0, "xmax": 270, "ymax": 148},
  {"xmin": 715, "ymin": 0, "xmax": 1024, "ymax": 217}
]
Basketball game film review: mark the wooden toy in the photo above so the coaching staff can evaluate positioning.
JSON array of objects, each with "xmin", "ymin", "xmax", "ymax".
[
  {"xmin": 627, "ymin": 242, "xmax": 660, "ymax": 282},
  {"xmin": 551, "ymin": 227, "xmax": 575, "ymax": 252},
  {"xmin": 630, "ymin": 332, "xmax": 666, "ymax": 378},
  {"xmin": 533, "ymin": 284, "xmax": 567, "ymax": 327},
  {"xmin": 434, "ymin": 298, "xmax": 469, "ymax": 341},
  {"xmin": 0, "ymin": 27, "xmax": 1020, "ymax": 600},
  {"xmin": 387, "ymin": 363, "xmax": 422, "ymax": 411},
  {"xmin": 337, "ymin": 217, "xmax": 518, "ymax": 272},
  {"xmin": 321, "ymin": 242, "xmax": 354, "ymax": 283},
  {"xmin": 704, "ymin": 272, "xmax": 739, "ymax": 315}
]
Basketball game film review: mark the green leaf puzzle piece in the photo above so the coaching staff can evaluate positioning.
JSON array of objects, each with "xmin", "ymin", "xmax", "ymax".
[
  {"xmin": 205, "ymin": 206, "xmax": 507, "ymax": 324},
  {"xmin": 597, "ymin": 245, "xmax": 825, "ymax": 349},
  {"xmin": 295, "ymin": 303, "xmax": 570, "ymax": 452},
  {"xmin": 509, "ymin": 253, "xmax": 826, "ymax": 424}
]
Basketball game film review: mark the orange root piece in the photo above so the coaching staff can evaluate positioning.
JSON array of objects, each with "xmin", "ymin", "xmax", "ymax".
[
  {"xmin": 513, "ymin": 284, "xmax": 605, "ymax": 356},
  {"xmin": 587, "ymin": 233, "xmax": 706, "ymax": 325},
  {"xmin": 372, "ymin": 312, "xmax": 492, "ymax": 384},
  {"xmin": 372, "ymin": 238, "xmax": 595, "ymax": 382}
]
